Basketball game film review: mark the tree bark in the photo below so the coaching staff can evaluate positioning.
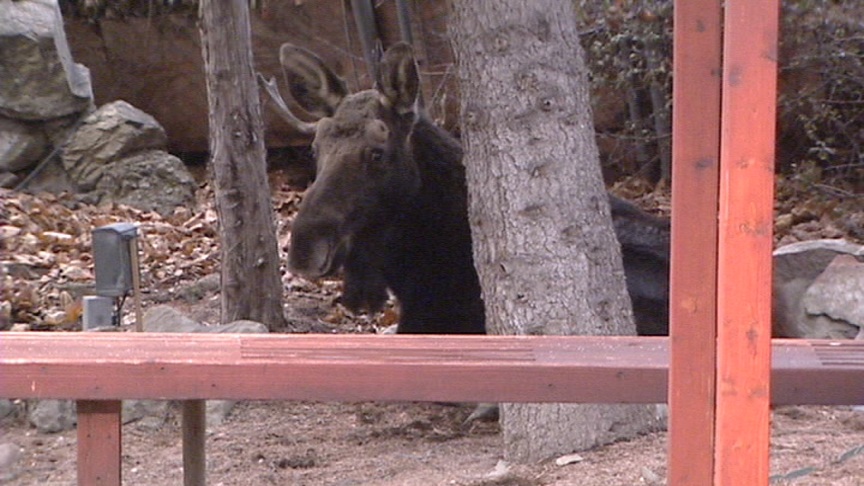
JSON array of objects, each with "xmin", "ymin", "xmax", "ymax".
[
  {"xmin": 450, "ymin": 1, "xmax": 663, "ymax": 462},
  {"xmin": 199, "ymin": 0, "xmax": 286, "ymax": 329}
]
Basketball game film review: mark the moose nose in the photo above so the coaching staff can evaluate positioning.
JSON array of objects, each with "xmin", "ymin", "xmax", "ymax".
[{"xmin": 288, "ymin": 217, "xmax": 344, "ymax": 278}]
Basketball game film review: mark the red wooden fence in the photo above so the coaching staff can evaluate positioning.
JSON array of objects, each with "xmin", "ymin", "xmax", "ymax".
[
  {"xmin": 0, "ymin": 1, "xmax": 858, "ymax": 486},
  {"xmin": 2, "ymin": 334, "xmax": 863, "ymax": 484}
]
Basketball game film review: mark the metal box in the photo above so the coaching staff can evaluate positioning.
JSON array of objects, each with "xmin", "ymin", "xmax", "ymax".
[
  {"xmin": 82, "ymin": 295, "xmax": 115, "ymax": 330},
  {"xmin": 92, "ymin": 223, "xmax": 138, "ymax": 297}
]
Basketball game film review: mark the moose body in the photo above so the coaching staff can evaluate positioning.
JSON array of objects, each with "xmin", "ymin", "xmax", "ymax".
[{"xmin": 271, "ymin": 43, "xmax": 669, "ymax": 335}]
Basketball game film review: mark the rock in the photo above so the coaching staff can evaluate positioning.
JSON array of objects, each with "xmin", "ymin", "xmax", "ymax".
[
  {"xmin": 0, "ymin": 117, "xmax": 49, "ymax": 172},
  {"xmin": 485, "ymin": 460, "xmax": 511, "ymax": 479},
  {"xmin": 144, "ymin": 305, "xmax": 201, "ymax": 333},
  {"xmin": 773, "ymin": 239, "xmax": 861, "ymax": 281},
  {"xmin": 0, "ymin": 442, "xmax": 23, "ymax": 482},
  {"xmin": 122, "ymin": 399, "xmax": 169, "ymax": 428},
  {"xmin": 219, "ymin": 320, "xmax": 269, "ymax": 334},
  {"xmin": 772, "ymin": 239, "xmax": 863, "ymax": 338},
  {"xmin": 640, "ymin": 466, "xmax": 662, "ymax": 484},
  {"xmin": 62, "ymin": 100, "xmax": 168, "ymax": 191},
  {"xmin": 464, "ymin": 403, "xmax": 499, "ymax": 423},
  {"xmin": 0, "ymin": 399, "xmax": 15, "ymax": 420},
  {"xmin": 801, "ymin": 255, "xmax": 864, "ymax": 339},
  {"xmin": 0, "ymin": 0, "xmax": 92, "ymax": 120},
  {"xmin": 92, "ymin": 150, "xmax": 195, "ymax": 216},
  {"xmin": 27, "ymin": 399, "xmax": 75, "ymax": 433},
  {"xmin": 555, "ymin": 453, "xmax": 584, "ymax": 466},
  {"xmin": 206, "ymin": 400, "xmax": 236, "ymax": 427},
  {"xmin": 178, "ymin": 273, "xmax": 221, "ymax": 303},
  {"xmin": 13, "ymin": 156, "xmax": 76, "ymax": 194},
  {"xmin": 142, "ymin": 306, "xmax": 269, "ymax": 425},
  {"xmin": 144, "ymin": 305, "xmax": 268, "ymax": 334},
  {"xmin": 0, "ymin": 171, "xmax": 18, "ymax": 188}
]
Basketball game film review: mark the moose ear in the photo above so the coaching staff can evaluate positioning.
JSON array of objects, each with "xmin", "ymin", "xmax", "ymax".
[
  {"xmin": 378, "ymin": 43, "xmax": 420, "ymax": 116},
  {"xmin": 279, "ymin": 43, "xmax": 349, "ymax": 119}
]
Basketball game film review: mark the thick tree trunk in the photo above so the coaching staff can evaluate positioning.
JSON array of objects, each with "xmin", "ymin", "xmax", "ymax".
[
  {"xmin": 199, "ymin": 0, "xmax": 286, "ymax": 329},
  {"xmin": 450, "ymin": 1, "xmax": 663, "ymax": 462}
]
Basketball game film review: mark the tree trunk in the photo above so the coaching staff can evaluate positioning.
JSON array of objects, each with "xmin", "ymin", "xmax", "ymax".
[
  {"xmin": 199, "ymin": 0, "xmax": 286, "ymax": 329},
  {"xmin": 450, "ymin": 1, "xmax": 663, "ymax": 462}
]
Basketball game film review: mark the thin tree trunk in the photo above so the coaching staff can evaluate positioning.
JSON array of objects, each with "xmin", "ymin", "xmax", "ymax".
[
  {"xmin": 199, "ymin": 0, "xmax": 287, "ymax": 329},
  {"xmin": 450, "ymin": 1, "xmax": 663, "ymax": 462}
]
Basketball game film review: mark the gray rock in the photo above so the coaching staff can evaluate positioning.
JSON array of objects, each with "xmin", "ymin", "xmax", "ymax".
[
  {"xmin": 219, "ymin": 320, "xmax": 269, "ymax": 334},
  {"xmin": 27, "ymin": 399, "xmax": 75, "ymax": 433},
  {"xmin": 0, "ymin": 0, "xmax": 92, "ymax": 120},
  {"xmin": 801, "ymin": 255, "xmax": 864, "ymax": 339},
  {"xmin": 144, "ymin": 305, "xmax": 268, "ymax": 334},
  {"xmin": 773, "ymin": 239, "xmax": 862, "ymax": 281},
  {"xmin": 0, "ymin": 171, "xmax": 17, "ymax": 188},
  {"xmin": 62, "ymin": 100, "xmax": 168, "ymax": 191},
  {"xmin": 122, "ymin": 399, "xmax": 169, "ymax": 427},
  {"xmin": 144, "ymin": 305, "xmax": 201, "ymax": 333},
  {"xmin": 0, "ymin": 117, "xmax": 49, "ymax": 172},
  {"xmin": 142, "ymin": 306, "xmax": 269, "ymax": 425},
  {"xmin": 0, "ymin": 442, "xmax": 23, "ymax": 482},
  {"xmin": 178, "ymin": 273, "xmax": 220, "ymax": 302},
  {"xmin": 15, "ymin": 157, "xmax": 76, "ymax": 195},
  {"xmin": 0, "ymin": 399, "xmax": 15, "ymax": 420},
  {"xmin": 206, "ymin": 399, "xmax": 236, "ymax": 427},
  {"xmin": 92, "ymin": 150, "xmax": 195, "ymax": 216},
  {"xmin": 772, "ymin": 239, "xmax": 864, "ymax": 338}
]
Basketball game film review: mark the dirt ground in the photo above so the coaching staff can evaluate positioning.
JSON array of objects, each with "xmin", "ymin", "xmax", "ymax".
[{"xmin": 2, "ymin": 399, "xmax": 863, "ymax": 485}]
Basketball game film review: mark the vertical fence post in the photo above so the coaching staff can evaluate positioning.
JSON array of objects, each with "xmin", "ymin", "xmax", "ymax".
[
  {"xmin": 77, "ymin": 400, "xmax": 122, "ymax": 486},
  {"xmin": 714, "ymin": 0, "xmax": 779, "ymax": 484},
  {"xmin": 668, "ymin": 0, "xmax": 722, "ymax": 483},
  {"xmin": 670, "ymin": 0, "xmax": 778, "ymax": 483},
  {"xmin": 183, "ymin": 400, "xmax": 207, "ymax": 486}
]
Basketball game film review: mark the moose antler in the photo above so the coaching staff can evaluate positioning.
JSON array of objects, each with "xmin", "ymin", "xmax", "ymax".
[{"xmin": 256, "ymin": 73, "xmax": 318, "ymax": 135}]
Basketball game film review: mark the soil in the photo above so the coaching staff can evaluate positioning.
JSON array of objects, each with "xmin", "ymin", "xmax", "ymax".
[
  {"xmin": 2, "ymin": 399, "xmax": 863, "ymax": 485},
  {"xmin": 2, "ymin": 167, "xmax": 863, "ymax": 485}
]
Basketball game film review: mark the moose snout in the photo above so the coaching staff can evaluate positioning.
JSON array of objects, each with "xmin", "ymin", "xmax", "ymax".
[{"xmin": 288, "ymin": 218, "xmax": 347, "ymax": 278}]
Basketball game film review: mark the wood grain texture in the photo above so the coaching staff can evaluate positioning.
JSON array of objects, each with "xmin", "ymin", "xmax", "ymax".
[
  {"xmin": 77, "ymin": 400, "xmax": 121, "ymax": 486},
  {"xmin": 2, "ymin": 334, "xmax": 861, "ymax": 405},
  {"xmin": 199, "ymin": 0, "xmax": 286, "ymax": 328},
  {"xmin": 716, "ymin": 0, "xmax": 780, "ymax": 484},
  {"xmin": 668, "ymin": 0, "xmax": 723, "ymax": 483}
]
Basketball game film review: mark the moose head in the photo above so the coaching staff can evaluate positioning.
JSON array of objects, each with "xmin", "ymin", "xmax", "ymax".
[{"xmin": 262, "ymin": 42, "xmax": 484, "ymax": 329}]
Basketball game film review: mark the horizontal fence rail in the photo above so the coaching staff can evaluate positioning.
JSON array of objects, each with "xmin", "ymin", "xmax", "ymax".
[{"xmin": 2, "ymin": 333, "xmax": 862, "ymax": 405}]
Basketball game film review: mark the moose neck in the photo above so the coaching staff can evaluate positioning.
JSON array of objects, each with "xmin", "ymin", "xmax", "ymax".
[{"xmin": 382, "ymin": 115, "xmax": 485, "ymax": 334}]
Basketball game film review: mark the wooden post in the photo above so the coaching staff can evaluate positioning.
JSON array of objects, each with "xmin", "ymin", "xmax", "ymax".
[
  {"xmin": 183, "ymin": 400, "xmax": 207, "ymax": 486},
  {"xmin": 715, "ymin": 0, "xmax": 779, "ymax": 484},
  {"xmin": 77, "ymin": 400, "xmax": 122, "ymax": 486},
  {"xmin": 668, "ymin": 0, "xmax": 722, "ymax": 483},
  {"xmin": 129, "ymin": 237, "xmax": 144, "ymax": 332}
]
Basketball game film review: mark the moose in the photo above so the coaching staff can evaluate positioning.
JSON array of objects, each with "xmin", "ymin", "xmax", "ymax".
[{"xmin": 262, "ymin": 42, "xmax": 671, "ymax": 336}]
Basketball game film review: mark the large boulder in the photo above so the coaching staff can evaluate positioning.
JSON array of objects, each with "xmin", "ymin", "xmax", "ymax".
[
  {"xmin": 59, "ymin": 100, "xmax": 195, "ymax": 215},
  {"xmin": 27, "ymin": 398, "xmax": 76, "ymax": 434},
  {"xmin": 0, "ymin": 117, "xmax": 49, "ymax": 173},
  {"xmin": 62, "ymin": 100, "xmax": 168, "ymax": 191},
  {"xmin": 93, "ymin": 150, "xmax": 196, "ymax": 216},
  {"xmin": 0, "ymin": 0, "xmax": 92, "ymax": 121},
  {"xmin": 773, "ymin": 239, "xmax": 864, "ymax": 338},
  {"xmin": 801, "ymin": 255, "xmax": 864, "ymax": 340}
]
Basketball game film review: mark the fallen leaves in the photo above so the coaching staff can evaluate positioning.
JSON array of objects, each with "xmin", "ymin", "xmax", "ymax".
[
  {"xmin": 1, "ymin": 168, "xmax": 858, "ymax": 332},
  {"xmin": 0, "ymin": 186, "xmax": 225, "ymax": 329}
]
